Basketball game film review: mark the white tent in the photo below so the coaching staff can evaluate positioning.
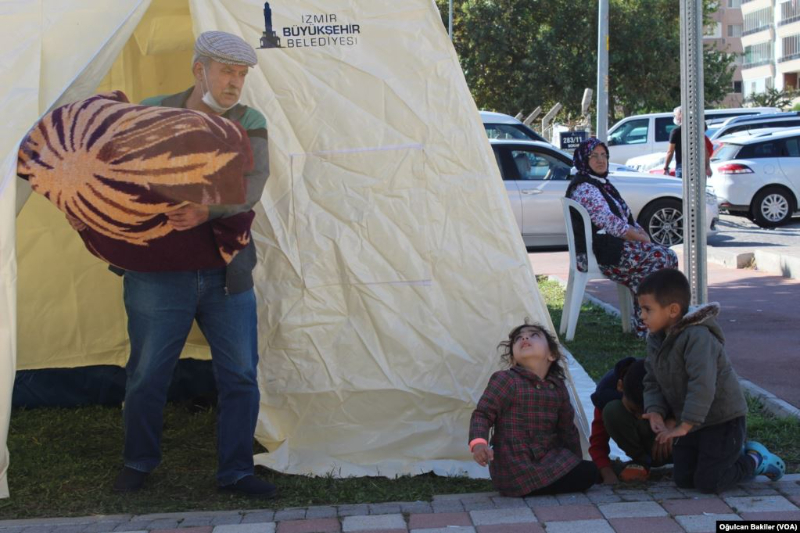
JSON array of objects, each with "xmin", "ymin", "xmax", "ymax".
[{"xmin": 0, "ymin": 0, "xmax": 589, "ymax": 498}]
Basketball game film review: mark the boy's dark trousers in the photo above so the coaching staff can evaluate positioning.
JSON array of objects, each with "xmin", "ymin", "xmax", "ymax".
[
  {"xmin": 603, "ymin": 400, "xmax": 667, "ymax": 467},
  {"xmin": 673, "ymin": 416, "xmax": 755, "ymax": 493}
]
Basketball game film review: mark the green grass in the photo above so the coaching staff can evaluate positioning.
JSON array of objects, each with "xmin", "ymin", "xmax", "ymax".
[
  {"xmin": 1, "ymin": 404, "xmax": 492, "ymax": 519},
  {"xmin": 2, "ymin": 277, "xmax": 797, "ymax": 518},
  {"xmin": 537, "ymin": 275, "xmax": 800, "ymax": 476}
]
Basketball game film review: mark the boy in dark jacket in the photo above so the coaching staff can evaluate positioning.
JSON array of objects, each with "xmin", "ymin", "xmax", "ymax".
[
  {"xmin": 590, "ymin": 358, "xmax": 674, "ymax": 483},
  {"xmin": 638, "ymin": 269, "xmax": 785, "ymax": 493}
]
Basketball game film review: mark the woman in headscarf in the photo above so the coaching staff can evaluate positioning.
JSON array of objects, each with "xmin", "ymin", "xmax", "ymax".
[{"xmin": 565, "ymin": 138, "xmax": 678, "ymax": 336}]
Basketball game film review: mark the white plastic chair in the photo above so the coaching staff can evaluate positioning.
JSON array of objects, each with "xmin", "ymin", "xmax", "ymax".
[{"xmin": 560, "ymin": 198, "xmax": 634, "ymax": 341}]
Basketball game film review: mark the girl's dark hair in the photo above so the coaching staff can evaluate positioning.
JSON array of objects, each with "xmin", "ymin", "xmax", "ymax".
[{"xmin": 498, "ymin": 321, "xmax": 566, "ymax": 380}]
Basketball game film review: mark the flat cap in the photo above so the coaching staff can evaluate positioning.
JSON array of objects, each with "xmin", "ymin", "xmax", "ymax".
[{"xmin": 194, "ymin": 31, "xmax": 257, "ymax": 67}]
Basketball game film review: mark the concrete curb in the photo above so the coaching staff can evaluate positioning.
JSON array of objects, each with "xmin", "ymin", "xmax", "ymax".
[
  {"xmin": 668, "ymin": 245, "xmax": 800, "ymax": 279},
  {"xmin": 545, "ymin": 275, "xmax": 800, "ymax": 421},
  {"xmin": 739, "ymin": 378, "xmax": 800, "ymax": 420},
  {"xmin": 754, "ymin": 248, "xmax": 800, "ymax": 279}
]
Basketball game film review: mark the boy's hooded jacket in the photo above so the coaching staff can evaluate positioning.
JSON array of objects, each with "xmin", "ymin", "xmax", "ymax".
[{"xmin": 644, "ymin": 303, "xmax": 747, "ymax": 429}]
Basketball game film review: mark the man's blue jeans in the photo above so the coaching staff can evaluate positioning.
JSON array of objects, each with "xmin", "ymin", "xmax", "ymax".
[
  {"xmin": 122, "ymin": 268, "xmax": 259, "ymax": 486},
  {"xmin": 675, "ymin": 164, "xmax": 682, "ymax": 178}
]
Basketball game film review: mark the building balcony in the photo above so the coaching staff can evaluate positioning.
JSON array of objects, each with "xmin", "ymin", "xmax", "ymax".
[
  {"xmin": 779, "ymin": 14, "xmax": 800, "ymax": 27},
  {"xmin": 742, "ymin": 0, "xmax": 772, "ymax": 15},
  {"xmin": 778, "ymin": 18, "xmax": 800, "ymax": 38},
  {"xmin": 742, "ymin": 24, "xmax": 773, "ymax": 37},
  {"xmin": 741, "ymin": 26, "xmax": 774, "ymax": 47},
  {"xmin": 742, "ymin": 62, "xmax": 776, "ymax": 80},
  {"xmin": 778, "ymin": 54, "xmax": 800, "ymax": 76}
]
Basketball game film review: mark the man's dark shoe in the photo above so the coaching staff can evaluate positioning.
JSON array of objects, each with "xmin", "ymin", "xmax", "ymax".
[
  {"xmin": 112, "ymin": 466, "xmax": 148, "ymax": 493},
  {"xmin": 219, "ymin": 475, "xmax": 278, "ymax": 498}
]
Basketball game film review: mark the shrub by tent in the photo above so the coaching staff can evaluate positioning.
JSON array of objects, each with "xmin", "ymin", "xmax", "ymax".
[{"xmin": 0, "ymin": 0, "xmax": 589, "ymax": 498}]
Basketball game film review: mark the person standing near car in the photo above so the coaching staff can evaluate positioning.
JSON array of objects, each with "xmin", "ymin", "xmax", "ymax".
[
  {"xmin": 566, "ymin": 138, "xmax": 679, "ymax": 337},
  {"xmin": 664, "ymin": 107, "xmax": 682, "ymax": 177},
  {"xmin": 664, "ymin": 110, "xmax": 713, "ymax": 177}
]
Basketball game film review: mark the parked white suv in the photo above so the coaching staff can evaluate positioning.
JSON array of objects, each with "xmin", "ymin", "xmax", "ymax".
[
  {"xmin": 709, "ymin": 129, "xmax": 800, "ymax": 227},
  {"xmin": 606, "ymin": 108, "xmax": 777, "ymax": 163}
]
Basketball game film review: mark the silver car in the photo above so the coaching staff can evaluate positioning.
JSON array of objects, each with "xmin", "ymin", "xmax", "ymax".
[{"xmin": 491, "ymin": 140, "xmax": 719, "ymax": 247}]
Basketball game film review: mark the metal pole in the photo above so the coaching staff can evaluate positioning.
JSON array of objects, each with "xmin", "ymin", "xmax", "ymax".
[
  {"xmin": 449, "ymin": 0, "xmax": 453, "ymax": 40},
  {"xmin": 680, "ymin": 0, "xmax": 707, "ymax": 304},
  {"xmin": 596, "ymin": 0, "xmax": 609, "ymax": 141}
]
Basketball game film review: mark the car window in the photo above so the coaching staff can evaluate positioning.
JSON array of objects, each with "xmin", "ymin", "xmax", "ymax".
[
  {"xmin": 493, "ymin": 148, "xmax": 505, "ymax": 178},
  {"xmin": 484, "ymin": 124, "xmax": 546, "ymax": 142},
  {"xmin": 705, "ymin": 111, "xmax": 758, "ymax": 120},
  {"xmin": 776, "ymin": 119, "xmax": 800, "ymax": 129},
  {"xmin": 738, "ymin": 140, "xmax": 783, "ymax": 159},
  {"xmin": 784, "ymin": 137, "xmax": 800, "ymax": 157},
  {"xmin": 485, "ymin": 124, "xmax": 531, "ymax": 141},
  {"xmin": 655, "ymin": 118, "xmax": 676, "ymax": 142},
  {"xmin": 510, "ymin": 149, "xmax": 571, "ymax": 181},
  {"xmin": 608, "ymin": 118, "xmax": 649, "ymax": 145},
  {"xmin": 711, "ymin": 143, "xmax": 742, "ymax": 161}
]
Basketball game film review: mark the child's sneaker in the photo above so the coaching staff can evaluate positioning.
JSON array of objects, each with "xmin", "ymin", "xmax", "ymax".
[
  {"xmin": 745, "ymin": 441, "xmax": 785, "ymax": 481},
  {"xmin": 619, "ymin": 463, "xmax": 649, "ymax": 482}
]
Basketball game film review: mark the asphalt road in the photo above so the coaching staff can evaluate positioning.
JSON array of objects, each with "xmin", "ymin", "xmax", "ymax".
[{"xmin": 708, "ymin": 213, "xmax": 800, "ymax": 250}]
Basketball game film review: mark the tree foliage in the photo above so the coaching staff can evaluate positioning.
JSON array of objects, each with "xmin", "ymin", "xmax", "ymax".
[
  {"xmin": 435, "ymin": 0, "xmax": 736, "ymax": 123},
  {"xmin": 746, "ymin": 87, "xmax": 798, "ymax": 110}
]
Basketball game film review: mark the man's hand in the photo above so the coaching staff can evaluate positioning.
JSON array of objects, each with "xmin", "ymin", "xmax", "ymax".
[
  {"xmin": 655, "ymin": 421, "xmax": 692, "ymax": 444},
  {"xmin": 472, "ymin": 443, "xmax": 494, "ymax": 467},
  {"xmin": 600, "ymin": 466, "xmax": 618, "ymax": 485},
  {"xmin": 642, "ymin": 412, "xmax": 666, "ymax": 434},
  {"xmin": 65, "ymin": 214, "xmax": 87, "ymax": 232},
  {"xmin": 165, "ymin": 204, "xmax": 209, "ymax": 231}
]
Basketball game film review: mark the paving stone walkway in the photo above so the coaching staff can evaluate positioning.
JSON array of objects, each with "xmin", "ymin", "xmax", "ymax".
[{"xmin": 2, "ymin": 475, "xmax": 798, "ymax": 533}]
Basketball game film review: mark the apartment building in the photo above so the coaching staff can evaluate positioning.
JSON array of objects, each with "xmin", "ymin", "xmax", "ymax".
[
  {"xmin": 740, "ymin": 0, "xmax": 800, "ymax": 99},
  {"xmin": 705, "ymin": 0, "xmax": 745, "ymax": 107}
]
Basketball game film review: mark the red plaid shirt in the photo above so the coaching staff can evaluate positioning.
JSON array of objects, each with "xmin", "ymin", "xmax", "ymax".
[{"xmin": 469, "ymin": 366, "xmax": 582, "ymax": 496}]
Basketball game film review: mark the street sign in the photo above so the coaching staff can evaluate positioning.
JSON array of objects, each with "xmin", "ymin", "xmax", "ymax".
[{"xmin": 560, "ymin": 131, "xmax": 588, "ymax": 150}]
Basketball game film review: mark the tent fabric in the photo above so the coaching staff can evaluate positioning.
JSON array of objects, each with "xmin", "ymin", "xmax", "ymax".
[{"xmin": 2, "ymin": 0, "xmax": 590, "ymax": 497}]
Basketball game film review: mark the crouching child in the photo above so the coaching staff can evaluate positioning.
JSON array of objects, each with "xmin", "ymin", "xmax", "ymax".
[
  {"xmin": 590, "ymin": 358, "xmax": 675, "ymax": 484},
  {"xmin": 638, "ymin": 269, "xmax": 785, "ymax": 493}
]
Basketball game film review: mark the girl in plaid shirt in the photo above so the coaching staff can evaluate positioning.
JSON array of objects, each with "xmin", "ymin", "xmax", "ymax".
[{"xmin": 469, "ymin": 323, "xmax": 599, "ymax": 496}]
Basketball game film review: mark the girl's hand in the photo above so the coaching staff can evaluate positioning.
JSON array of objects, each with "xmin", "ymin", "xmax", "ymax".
[
  {"xmin": 642, "ymin": 412, "xmax": 666, "ymax": 434},
  {"xmin": 472, "ymin": 444, "xmax": 494, "ymax": 467}
]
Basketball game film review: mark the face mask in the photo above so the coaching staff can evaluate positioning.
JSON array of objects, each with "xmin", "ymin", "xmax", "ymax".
[{"xmin": 201, "ymin": 67, "xmax": 238, "ymax": 114}]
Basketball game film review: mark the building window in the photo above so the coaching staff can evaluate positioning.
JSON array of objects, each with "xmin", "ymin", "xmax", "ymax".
[
  {"xmin": 728, "ymin": 0, "xmax": 741, "ymax": 7},
  {"xmin": 728, "ymin": 24, "xmax": 743, "ymax": 37},
  {"xmin": 781, "ymin": 34, "xmax": 800, "ymax": 62},
  {"xmin": 744, "ymin": 42, "xmax": 774, "ymax": 67},
  {"xmin": 705, "ymin": 22, "xmax": 723, "ymax": 38},
  {"xmin": 733, "ymin": 80, "xmax": 743, "ymax": 93},
  {"xmin": 744, "ymin": 7, "xmax": 774, "ymax": 35},
  {"xmin": 780, "ymin": 0, "xmax": 800, "ymax": 26}
]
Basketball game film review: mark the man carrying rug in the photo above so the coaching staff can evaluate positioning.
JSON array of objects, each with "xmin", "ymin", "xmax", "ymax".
[{"xmin": 67, "ymin": 31, "xmax": 274, "ymax": 497}]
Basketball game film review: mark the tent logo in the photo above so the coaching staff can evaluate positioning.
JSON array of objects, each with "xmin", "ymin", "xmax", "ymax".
[
  {"xmin": 258, "ymin": 2, "xmax": 361, "ymax": 50},
  {"xmin": 259, "ymin": 2, "xmax": 282, "ymax": 49}
]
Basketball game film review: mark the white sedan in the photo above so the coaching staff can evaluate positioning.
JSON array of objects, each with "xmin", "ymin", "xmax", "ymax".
[{"xmin": 491, "ymin": 140, "xmax": 719, "ymax": 247}]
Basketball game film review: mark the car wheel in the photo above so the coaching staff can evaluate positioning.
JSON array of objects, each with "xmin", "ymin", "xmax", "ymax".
[
  {"xmin": 639, "ymin": 199, "xmax": 684, "ymax": 246},
  {"xmin": 750, "ymin": 186, "xmax": 795, "ymax": 228}
]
